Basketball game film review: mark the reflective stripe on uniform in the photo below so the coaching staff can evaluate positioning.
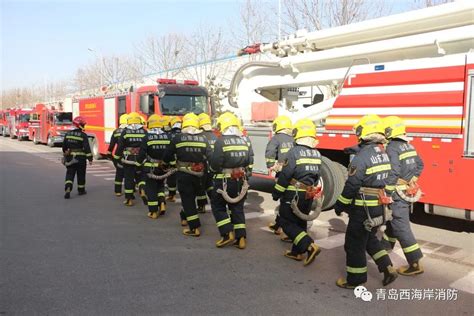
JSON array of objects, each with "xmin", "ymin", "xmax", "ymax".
[
  {"xmin": 148, "ymin": 201, "xmax": 159, "ymax": 206},
  {"xmin": 158, "ymin": 192, "xmax": 165, "ymax": 197},
  {"xmin": 124, "ymin": 134, "xmax": 145, "ymax": 138},
  {"xmin": 169, "ymin": 161, "xmax": 176, "ymax": 166},
  {"xmin": 176, "ymin": 142, "xmax": 206, "ymax": 148},
  {"xmin": 354, "ymin": 199, "xmax": 379, "ymax": 206},
  {"xmin": 234, "ymin": 224, "xmax": 246, "ymax": 230},
  {"xmin": 372, "ymin": 250, "xmax": 388, "ymax": 261},
  {"xmin": 125, "ymin": 189, "xmax": 134, "ymax": 193},
  {"xmin": 147, "ymin": 140, "xmax": 170, "ymax": 146},
  {"xmin": 274, "ymin": 183, "xmax": 286, "ymax": 192},
  {"xmin": 217, "ymin": 218, "xmax": 231, "ymax": 227},
  {"xmin": 280, "ymin": 148, "xmax": 290, "ymax": 153},
  {"xmin": 65, "ymin": 180, "xmax": 73, "ymax": 184},
  {"xmin": 144, "ymin": 162, "xmax": 160, "ymax": 167},
  {"xmin": 113, "ymin": 154, "xmax": 121, "ymax": 159},
  {"xmin": 86, "ymin": 153, "xmax": 92, "ymax": 157},
  {"xmin": 78, "ymin": 185, "xmax": 85, "ymax": 188},
  {"xmin": 293, "ymin": 231, "xmax": 308, "ymax": 245},
  {"xmin": 385, "ymin": 185, "xmax": 396, "ymax": 191},
  {"xmin": 266, "ymin": 158, "xmax": 276, "ymax": 163},
  {"xmin": 114, "ymin": 181, "xmax": 122, "ymax": 185},
  {"xmin": 365, "ymin": 164, "xmax": 391, "ymax": 175},
  {"xmin": 168, "ymin": 187, "xmax": 176, "ymax": 190},
  {"xmin": 66, "ymin": 135, "xmax": 83, "ymax": 141},
  {"xmin": 337, "ymin": 195, "xmax": 352, "ymax": 205},
  {"xmin": 114, "ymin": 133, "xmax": 121, "ymax": 137},
  {"xmin": 296, "ymin": 158, "xmax": 321, "ymax": 165},
  {"xmin": 287, "ymin": 185, "xmax": 306, "ymax": 192},
  {"xmin": 399, "ymin": 151, "xmax": 417, "ymax": 160},
  {"xmin": 347, "ymin": 266, "xmax": 368, "ymax": 274},
  {"xmin": 222, "ymin": 145, "xmax": 249, "ymax": 152},
  {"xmin": 383, "ymin": 233, "xmax": 397, "ymax": 243},
  {"xmin": 196, "ymin": 195, "xmax": 207, "ymax": 200},
  {"xmin": 214, "ymin": 173, "xmax": 233, "ymax": 179},
  {"xmin": 187, "ymin": 215, "xmax": 199, "ymax": 222},
  {"xmin": 138, "ymin": 181, "xmax": 145, "ymax": 187},
  {"xmin": 403, "ymin": 243, "xmax": 420, "ymax": 253}
]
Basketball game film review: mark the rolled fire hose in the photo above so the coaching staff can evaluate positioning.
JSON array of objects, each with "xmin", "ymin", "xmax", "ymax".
[
  {"xmin": 363, "ymin": 205, "xmax": 393, "ymax": 232},
  {"xmin": 147, "ymin": 168, "xmax": 177, "ymax": 180},
  {"xmin": 396, "ymin": 186, "xmax": 422, "ymax": 203},
  {"xmin": 177, "ymin": 167, "xmax": 204, "ymax": 177},
  {"xmin": 217, "ymin": 179, "xmax": 250, "ymax": 204},
  {"xmin": 62, "ymin": 156, "xmax": 79, "ymax": 167},
  {"xmin": 290, "ymin": 196, "xmax": 323, "ymax": 221},
  {"xmin": 121, "ymin": 159, "xmax": 138, "ymax": 166}
]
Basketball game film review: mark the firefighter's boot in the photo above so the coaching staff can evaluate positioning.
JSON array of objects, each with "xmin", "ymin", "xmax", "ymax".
[
  {"xmin": 234, "ymin": 237, "xmax": 246, "ymax": 250},
  {"xmin": 280, "ymin": 235, "xmax": 292, "ymax": 243},
  {"xmin": 180, "ymin": 219, "xmax": 188, "ymax": 227},
  {"xmin": 123, "ymin": 199, "xmax": 134, "ymax": 207},
  {"xmin": 147, "ymin": 212, "xmax": 153, "ymax": 218},
  {"xmin": 167, "ymin": 194, "xmax": 176, "ymax": 202},
  {"xmin": 304, "ymin": 243, "xmax": 321, "ymax": 266},
  {"xmin": 197, "ymin": 205, "xmax": 206, "ymax": 214},
  {"xmin": 397, "ymin": 260, "xmax": 424, "ymax": 276},
  {"xmin": 64, "ymin": 190, "xmax": 71, "ymax": 199},
  {"xmin": 268, "ymin": 222, "xmax": 282, "ymax": 235},
  {"xmin": 383, "ymin": 265, "xmax": 398, "ymax": 286},
  {"xmin": 284, "ymin": 251, "xmax": 303, "ymax": 261},
  {"xmin": 183, "ymin": 227, "xmax": 200, "ymax": 237},
  {"xmin": 336, "ymin": 278, "xmax": 362, "ymax": 289},
  {"xmin": 140, "ymin": 189, "xmax": 147, "ymax": 205},
  {"xmin": 78, "ymin": 190, "xmax": 87, "ymax": 196},
  {"xmin": 115, "ymin": 192, "xmax": 122, "ymax": 197},
  {"xmin": 151, "ymin": 212, "xmax": 159, "ymax": 219},
  {"xmin": 159, "ymin": 202, "xmax": 166, "ymax": 216},
  {"xmin": 216, "ymin": 231, "xmax": 235, "ymax": 248}
]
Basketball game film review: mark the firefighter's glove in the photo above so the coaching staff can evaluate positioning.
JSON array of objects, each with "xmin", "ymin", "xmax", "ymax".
[
  {"xmin": 334, "ymin": 201, "xmax": 345, "ymax": 216},
  {"xmin": 272, "ymin": 192, "xmax": 280, "ymax": 201}
]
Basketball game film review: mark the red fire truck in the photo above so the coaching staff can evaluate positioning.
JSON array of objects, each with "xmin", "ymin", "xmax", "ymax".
[
  {"xmin": 28, "ymin": 103, "xmax": 74, "ymax": 146},
  {"xmin": 11, "ymin": 108, "xmax": 33, "ymax": 140},
  {"xmin": 0, "ymin": 110, "xmax": 7, "ymax": 137},
  {"xmin": 2, "ymin": 108, "xmax": 16, "ymax": 137},
  {"xmin": 72, "ymin": 79, "xmax": 212, "ymax": 158}
]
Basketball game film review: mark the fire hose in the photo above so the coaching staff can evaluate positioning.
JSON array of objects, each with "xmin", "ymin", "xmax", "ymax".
[
  {"xmin": 359, "ymin": 188, "xmax": 394, "ymax": 232},
  {"xmin": 147, "ymin": 168, "xmax": 177, "ymax": 180},
  {"xmin": 217, "ymin": 179, "xmax": 250, "ymax": 204},
  {"xmin": 395, "ymin": 179, "xmax": 422, "ymax": 203}
]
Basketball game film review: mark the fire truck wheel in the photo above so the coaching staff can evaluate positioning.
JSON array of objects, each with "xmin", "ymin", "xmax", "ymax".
[
  {"xmin": 320, "ymin": 156, "xmax": 346, "ymax": 211},
  {"xmin": 90, "ymin": 138, "xmax": 101, "ymax": 160},
  {"xmin": 47, "ymin": 134, "xmax": 54, "ymax": 147},
  {"xmin": 33, "ymin": 133, "xmax": 39, "ymax": 144}
]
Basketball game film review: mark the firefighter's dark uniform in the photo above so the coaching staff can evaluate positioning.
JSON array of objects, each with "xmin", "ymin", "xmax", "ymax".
[
  {"xmin": 266, "ymin": 132, "xmax": 294, "ymax": 231},
  {"xmin": 272, "ymin": 145, "xmax": 320, "ymax": 256},
  {"xmin": 138, "ymin": 131, "xmax": 174, "ymax": 216},
  {"xmin": 383, "ymin": 139, "xmax": 424, "ymax": 263},
  {"xmin": 107, "ymin": 127, "xmax": 125, "ymax": 195},
  {"xmin": 211, "ymin": 135, "xmax": 253, "ymax": 241},
  {"xmin": 115, "ymin": 126, "xmax": 147, "ymax": 202},
  {"xmin": 197, "ymin": 130, "xmax": 218, "ymax": 210},
  {"xmin": 166, "ymin": 127, "xmax": 181, "ymax": 200},
  {"xmin": 334, "ymin": 141, "xmax": 394, "ymax": 286},
  {"xmin": 62, "ymin": 129, "xmax": 92, "ymax": 194},
  {"xmin": 164, "ymin": 132, "xmax": 212, "ymax": 231}
]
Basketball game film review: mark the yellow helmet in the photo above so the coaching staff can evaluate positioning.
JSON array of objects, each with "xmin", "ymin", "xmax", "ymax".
[
  {"xmin": 127, "ymin": 112, "xmax": 142, "ymax": 125},
  {"xmin": 182, "ymin": 113, "xmax": 200, "ymax": 129},
  {"xmin": 198, "ymin": 113, "xmax": 211, "ymax": 128},
  {"xmin": 383, "ymin": 116, "xmax": 406, "ymax": 139},
  {"xmin": 147, "ymin": 114, "xmax": 162, "ymax": 129},
  {"xmin": 217, "ymin": 112, "xmax": 239, "ymax": 132},
  {"xmin": 272, "ymin": 115, "xmax": 292, "ymax": 133},
  {"xmin": 353, "ymin": 114, "xmax": 384, "ymax": 139},
  {"xmin": 169, "ymin": 116, "xmax": 182, "ymax": 129},
  {"xmin": 292, "ymin": 119, "xmax": 316, "ymax": 140},
  {"xmin": 162, "ymin": 115, "xmax": 172, "ymax": 131},
  {"xmin": 119, "ymin": 113, "xmax": 129, "ymax": 125}
]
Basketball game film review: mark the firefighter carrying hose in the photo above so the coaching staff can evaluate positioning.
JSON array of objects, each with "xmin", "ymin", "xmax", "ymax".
[
  {"xmin": 266, "ymin": 115, "xmax": 294, "ymax": 236},
  {"xmin": 211, "ymin": 112, "xmax": 253, "ymax": 249},
  {"xmin": 107, "ymin": 113, "xmax": 129, "ymax": 196},
  {"xmin": 138, "ymin": 114, "xmax": 175, "ymax": 219},
  {"xmin": 165, "ymin": 116, "xmax": 182, "ymax": 202},
  {"xmin": 197, "ymin": 113, "xmax": 217, "ymax": 213},
  {"xmin": 382, "ymin": 116, "xmax": 424, "ymax": 276},
  {"xmin": 334, "ymin": 114, "xmax": 398, "ymax": 289},
  {"xmin": 115, "ymin": 112, "xmax": 147, "ymax": 206},
  {"xmin": 164, "ymin": 113, "xmax": 212, "ymax": 237},
  {"xmin": 62, "ymin": 116, "xmax": 93, "ymax": 199},
  {"xmin": 271, "ymin": 119, "xmax": 321, "ymax": 266}
]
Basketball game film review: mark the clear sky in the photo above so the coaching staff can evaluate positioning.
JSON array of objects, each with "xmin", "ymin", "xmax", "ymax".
[{"xmin": 1, "ymin": 0, "xmax": 416, "ymax": 91}]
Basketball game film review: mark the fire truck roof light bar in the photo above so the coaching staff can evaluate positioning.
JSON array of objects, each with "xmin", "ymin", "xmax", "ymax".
[{"xmin": 157, "ymin": 78, "xmax": 199, "ymax": 85}]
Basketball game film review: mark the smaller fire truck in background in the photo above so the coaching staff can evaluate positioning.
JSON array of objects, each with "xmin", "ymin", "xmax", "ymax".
[
  {"xmin": 11, "ymin": 108, "xmax": 33, "ymax": 140},
  {"xmin": 28, "ymin": 103, "xmax": 74, "ymax": 146}
]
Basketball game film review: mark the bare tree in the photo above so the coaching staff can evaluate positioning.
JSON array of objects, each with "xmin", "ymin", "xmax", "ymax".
[{"xmin": 413, "ymin": 0, "xmax": 453, "ymax": 8}]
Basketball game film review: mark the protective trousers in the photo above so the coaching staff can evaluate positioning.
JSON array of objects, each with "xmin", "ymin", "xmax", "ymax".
[
  {"xmin": 65, "ymin": 160, "xmax": 87, "ymax": 193},
  {"xmin": 167, "ymin": 173, "xmax": 177, "ymax": 197},
  {"xmin": 113, "ymin": 159, "xmax": 124, "ymax": 194},
  {"xmin": 123, "ymin": 164, "xmax": 139, "ymax": 200},
  {"xmin": 145, "ymin": 175, "xmax": 165, "ymax": 214},
  {"xmin": 279, "ymin": 191, "xmax": 313, "ymax": 254},
  {"xmin": 211, "ymin": 178, "xmax": 247, "ymax": 239},
  {"xmin": 345, "ymin": 205, "xmax": 393, "ymax": 285},
  {"xmin": 177, "ymin": 172, "xmax": 202, "ymax": 229},
  {"xmin": 382, "ymin": 198, "xmax": 423, "ymax": 264}
]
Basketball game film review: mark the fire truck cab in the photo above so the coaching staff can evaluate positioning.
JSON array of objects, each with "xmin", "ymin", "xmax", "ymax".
[
  {"xmin": 28, "ymin": 103, "xmax": 74, "ymax": 146},
  {"xmin": 12, "ymin": 108, "xmax": 32, "ymax": 140}
]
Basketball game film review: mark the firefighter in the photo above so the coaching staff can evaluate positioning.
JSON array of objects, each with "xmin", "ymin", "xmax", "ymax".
[
  {"xmin": 382, "ymin": 116, "xmax": 424, "ymax": 276},
  {"xmin": 164, "ymin": 113, "xmax": 212, "ymax": 236},
  {"xmin": 211, "ymin": 112, "xmax": 253, "ymax": 249},
  {"xmin": 197, "ymin": 113, "xmax": 217, "ymax": 213},
  {"xmin": 138, "ymin": 115, "xmax": 175, "ymax": 219},
  {"xmin": 334, "ymin": 114, "xmax": 398, "ymax": 289},
  {"xmin": 165, "ymin": 116, "xmax": 182, "ymax": 202},
  {"xmin": 271, "ymin": 119, "xmax": 321, "ymax": 265},
  {"xmin": 107, "ymin": 113, "xmax": 129, "ymax": 196},
  {"xmin": 115, "ymin": 112, "xmax": 147, "ymax": 206},
  {"xmin": 62, "ymin": 116, "xmax": 93, "ymax": 199},
  {"xmin": 266, "ymin": 115, "xmax": 294, "ymax": 236}
]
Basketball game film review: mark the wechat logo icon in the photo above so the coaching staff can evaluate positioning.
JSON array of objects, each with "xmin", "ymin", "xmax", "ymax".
[{"xmin": 354, "ymin": 285, "xmax": 373, "ymax": 302}]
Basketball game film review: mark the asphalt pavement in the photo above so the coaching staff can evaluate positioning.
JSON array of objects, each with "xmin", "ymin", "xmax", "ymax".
[{"xmin": 0, "ymin": 137, "xmax": 472, "ymax": 315}]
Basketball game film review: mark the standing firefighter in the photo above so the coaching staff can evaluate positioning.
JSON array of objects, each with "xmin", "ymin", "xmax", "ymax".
[
  {"xmin": 138, "ymin": 115, "xmax": 175, "ymax": 219},
  {"xmin": 334, "ymin": 114, "xmax": 398, "ymax": 289},
  {"xmin": 164, "ymin": 113, "xmax": 211, "ymax": 237},
  {"xmin": 266, "ymin": 115, "xmax": 294, "ymax": 236},
  {"xmin": 165, "ymin": 116, "xmax": 182, "ymax": 202},
  {"xmin": 62, "ymin": 116, "xmax": 92, "ymax": 199},
  {"xmin": 115, "ymin": 112, "xmax": 147, "ymax": 206},
  {"xmin": 197, "ymin": 113, "xmax": 217, "ymax": 213},
  {"xmin": 271, "ymin": 119, "xmax": 321, "ymax": 265},
  {"xmin": 107, "ymin": 113, "xmax": 128, "ymax": 196},
  {"xmin": 382, "ymin": 116, "xmax": 424, "ymax": 275},
  {"xmin": 211, "ymin": 112, "xmax": 253, "ymax": 249}
]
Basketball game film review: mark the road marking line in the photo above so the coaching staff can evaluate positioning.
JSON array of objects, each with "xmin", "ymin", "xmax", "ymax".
[
  {"xmin": 92, "ymin": 173, "xmax": 116, "ymax": 177},
  {"xmin": 104, "ymin": 177, "xmax": 116, "ymax": 180},
  {"xmin": 450, "ymin": 271, "xmax": 474, "ymax": 294}
]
